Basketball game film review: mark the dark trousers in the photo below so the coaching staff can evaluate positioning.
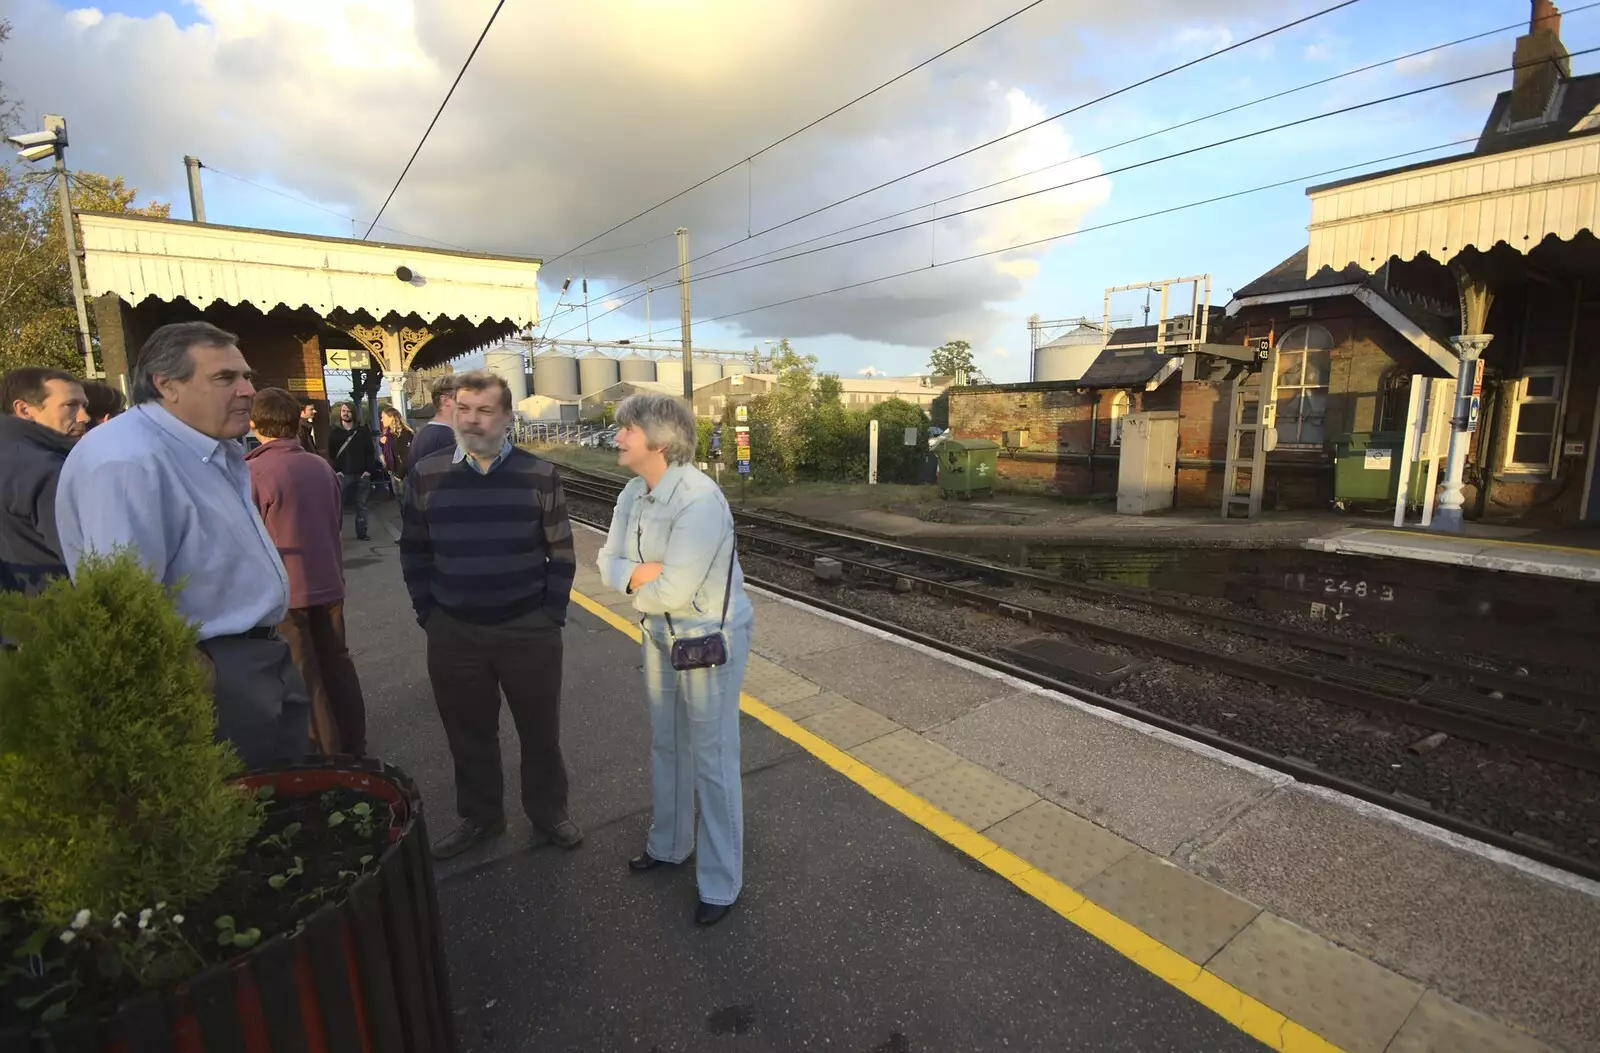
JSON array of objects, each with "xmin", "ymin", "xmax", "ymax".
[
  {"xmin": 425, "ymin": 607, "xmax": 568, "ymax": 827},
  {"xmin": 278, "ymin": 602, "xmax": 368, "ymax": 755},
  {"xmin": 337, "ymin": 473, "xmax": 370, "ymax": 539},
  {"xmin": 197, "ymin": 635, "xmax": 311, "ymax": 769}
]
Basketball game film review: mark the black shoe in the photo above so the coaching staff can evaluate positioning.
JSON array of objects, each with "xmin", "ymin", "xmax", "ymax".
[
  {"xmin": 695, "ymin": 900, "xmax": 735, "ymax": 926},
  {"xmin": 629, "ymin": 852, "xmax": 676, "ymax": 872},
  {"xmin": 537, "ymin": 818, "xmax": 584, "ymax": 849},
  {"xmin": 431, "ymin": 819, "xmax": 506, "ymax": 860},
  {"xmin": 356, "ymin": 535, "xmax": 371, "ymax": 542}
]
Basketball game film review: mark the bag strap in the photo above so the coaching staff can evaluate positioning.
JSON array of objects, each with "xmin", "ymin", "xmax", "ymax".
[
  {"xmin": 647, "ymin": 521, "xmax": 736, "ymax": 637},
  {"xmin": 334, "ymin": 431, "xmax": 357, "ymax": 463}
]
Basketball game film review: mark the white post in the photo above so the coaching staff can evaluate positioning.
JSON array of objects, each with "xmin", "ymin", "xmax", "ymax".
[
  {"xmin": 869, "ymin": 418, "xmax": 880, "ymax": 484},
  {"xmin": 385, "ymin": 372, "xmax": 409, "ymax": 419},
  {"xmin": 1393, "ymin": 376, "xmax": 1426, "ymax": 528},
  {"xmin": 1434, "ymin": 335, "xmax": 1490, "ymax": 532}
]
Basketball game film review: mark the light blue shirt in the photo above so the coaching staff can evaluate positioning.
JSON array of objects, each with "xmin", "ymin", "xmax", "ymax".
[
  {"xmin": 597, "ymin": 463, "xmax": 753, "ymax": 630},
  {"xmin": 56, "ymin": 403, "xmax": 290, "ymax": 640},
  {"xmin": 452, "ymin": 439, "xmax": 514, "ymax": 474}
]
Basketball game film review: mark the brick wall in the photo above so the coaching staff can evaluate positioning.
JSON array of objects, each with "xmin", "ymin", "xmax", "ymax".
[{"xmin": 948, "ymin": 385, "xmax": 1125, "ymax": 495}]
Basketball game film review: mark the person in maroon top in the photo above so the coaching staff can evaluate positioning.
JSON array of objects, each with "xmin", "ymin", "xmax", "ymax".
[{"xmin": 246, "ymin": 387, "xmax": 369, "ymax": 755}]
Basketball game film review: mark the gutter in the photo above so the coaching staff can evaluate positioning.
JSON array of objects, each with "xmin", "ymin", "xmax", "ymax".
[{"xmin": 1224, "ymin": 283, "xmax": 1458, "ymax": 376}]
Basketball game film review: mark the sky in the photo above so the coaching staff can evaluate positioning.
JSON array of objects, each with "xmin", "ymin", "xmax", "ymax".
[{"xmin": 1, "ymin": 0, "xmax": 1587, "ymax": 392}]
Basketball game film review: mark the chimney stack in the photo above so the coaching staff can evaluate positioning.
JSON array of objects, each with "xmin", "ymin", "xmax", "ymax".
[{"xmin": 1510, "ymin": 0, "xmax": 1570, "ymax": 125}]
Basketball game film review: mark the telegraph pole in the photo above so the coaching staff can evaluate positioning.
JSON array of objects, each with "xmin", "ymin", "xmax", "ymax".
[
  {"xmin": 47, "ymin": 118, "xmax": 94, "ymax": 379},
  {"xmin": 676, "ymin": 227, "xmax": 693, "ymax": 400}
]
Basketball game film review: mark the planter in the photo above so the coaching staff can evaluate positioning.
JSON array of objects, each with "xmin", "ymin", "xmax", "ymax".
[{"xmin": 3, "ymin": 758, "xmax": 457, "ymax": 1053}]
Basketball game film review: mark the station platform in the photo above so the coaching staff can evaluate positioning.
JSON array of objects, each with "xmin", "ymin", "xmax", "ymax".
[
  {"xmin": 347, "ymin": 505, "xmax": 1598, "ymax": 1052},
  {"xmin": 1306, "ymin": 527, "xmax": 1600, "ymax": 583}
]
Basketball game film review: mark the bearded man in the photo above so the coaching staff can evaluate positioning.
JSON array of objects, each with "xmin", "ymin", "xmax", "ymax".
[{"xmin": 398, "ymin": 369, "xmax": 582, "ymax": 859}]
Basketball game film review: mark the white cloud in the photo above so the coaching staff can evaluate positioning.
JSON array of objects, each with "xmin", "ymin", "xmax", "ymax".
[
  {"xmin": 858, "ymin": 365, "xmax": 880, "ymax": 376},
  {"xmin": 989, "ymin": 346, "xmax": 1011, "ymax": 359},
  {"xmin": 4, "ymin": 0, "xmax": 1285, "ymax": 350}
]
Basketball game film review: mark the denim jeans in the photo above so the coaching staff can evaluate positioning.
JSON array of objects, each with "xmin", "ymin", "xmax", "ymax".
[
  {"xmin": 337, "ymin": 473, "xmax": 370, "ymax": 539},
  {"xmin": 641, "ymin": 617, "xmax": 751, "ymax": 906}
]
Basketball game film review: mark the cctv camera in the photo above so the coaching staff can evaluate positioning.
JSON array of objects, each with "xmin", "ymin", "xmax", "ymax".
[
  {"xmin": 395, "ymin": 266, "xmax": 424, "ymax": 284},
  {"xmin": 15, "ymin": 143, "xmax": 55, "ymax": 163},
  {"xmin": 6, "ymin": 129, "xmax": 59, "ymax": 149}
]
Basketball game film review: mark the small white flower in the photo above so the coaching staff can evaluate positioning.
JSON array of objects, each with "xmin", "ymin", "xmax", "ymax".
[
  {"xmin": 59, "ymin": 931, "xmax": 76, "ymax": 945},
  {"xmin": 70, "ymin": 909, "xmax": 91, "ymax": 931},
  {"xmin": 171, "ymin": 914, "xmax": 185, "ymax": 925},
  {"xmin": 112, "ymin": 912, "xmax": 126, "ymax": 929},
  {"xmin": 137, "ymin": 908, "xmax": 152, "ymax": 930},
  {"xmin": 155, "ymin": 902, "xmax": 167, "ymax": 911}
]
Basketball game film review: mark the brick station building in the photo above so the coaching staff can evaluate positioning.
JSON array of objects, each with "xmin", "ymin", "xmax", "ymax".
[
  {"xmin": 952, "ymin": 0, "xmax": 1600, "ymax": 529},
  {"xmin": 77, "ymin": 212, "xmax": 543, "ymax": 431}
]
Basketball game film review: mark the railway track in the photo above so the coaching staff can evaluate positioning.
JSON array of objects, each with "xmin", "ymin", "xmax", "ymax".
[{"xmin": 555, "ymin": 464, "xmax": 1600, "ymax": 880}]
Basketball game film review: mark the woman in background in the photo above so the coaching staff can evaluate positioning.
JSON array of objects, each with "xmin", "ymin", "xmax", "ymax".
[
  {"xmin": 378, "ymin": 405, "xmax": 414, "ymax": 500},
  {"xmin": 81, "ymin": 380, "xmax": 124, "ymax": 429},
  {"xmin": 596, "ymin": 393, "xmax": 753, "ymax": 927}
]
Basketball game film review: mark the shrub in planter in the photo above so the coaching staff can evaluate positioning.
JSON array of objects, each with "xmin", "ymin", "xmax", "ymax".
[{"xmin": 0, "ymin": 553, "xmax": 454, "ymax": 1049}]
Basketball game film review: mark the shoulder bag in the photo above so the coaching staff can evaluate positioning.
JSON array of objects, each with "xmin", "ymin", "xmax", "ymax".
[{"xmin": 638, "ymin": 520, "xmax": 736, "ymax": 671}]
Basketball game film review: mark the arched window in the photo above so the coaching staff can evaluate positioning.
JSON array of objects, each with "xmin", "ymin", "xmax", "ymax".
[
  {"xmin": 1274, "ymin": 323, "xmax": 1334, "ymax": 447},
  {"xmin": 1109, "ymin": 391, "xmax": 1130, "ymax": 447}
]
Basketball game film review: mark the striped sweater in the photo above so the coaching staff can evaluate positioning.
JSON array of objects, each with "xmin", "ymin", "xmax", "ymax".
[{"xmin": 399, "ymin": 448, "xmax": 576, "ymax": 626}]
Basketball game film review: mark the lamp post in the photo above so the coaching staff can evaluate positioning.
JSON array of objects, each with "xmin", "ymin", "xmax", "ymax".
[{"xmin": 6, "ymin": 115, "xmax": 96, "ymax": 378}]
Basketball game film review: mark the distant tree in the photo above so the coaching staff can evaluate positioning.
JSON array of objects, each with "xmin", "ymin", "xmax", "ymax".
[
  {"xmin": 814, "ymin": 372, "xmax": 842, "ymax": 407},
  {"xmin": 927, "ymin": 339, "xmax": 987, "ymax": 385},
  {"xmin": 0, "ymin": 159, "xmax": 171, "ymax": 373}
]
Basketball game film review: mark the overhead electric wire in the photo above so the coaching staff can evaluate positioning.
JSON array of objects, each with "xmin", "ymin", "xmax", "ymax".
[
  {"xmin": 546, "ymin": 0, "xmax": 1056, "ymax": 265},
  {"xmin": 596, "ymin": 47, "xmax": 1594, "ymax": 305},
  {"xmin": 592, "ymin": 0, "xmax": 1366, "ymax": 303},
  {"xmin": 364, "ymin": 0, "xmax": 508, "ymax": 240},
  {"xmin": 681, "ymin": 136, "xmax": 1478, "ymax": 330},
  {"xmin": 687, "ymin": 7, "xmax": 1599, "ymax": 286}
]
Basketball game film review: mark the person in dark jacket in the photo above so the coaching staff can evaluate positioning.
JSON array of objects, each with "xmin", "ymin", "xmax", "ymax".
[
  {"xmin": 247, "ymin": 388, "xmax": 369, "ymax": 755},
  {"xmin": 407, "ymin": 374, "xmax": 461, "ymax": 466},
  {"xmin": 1, "ymin": 367, "xmax": 88, "ymax": 595},
  {"xmin": 298, "ymin": 401, "xmax": 320, "ymax": 454},
  {"xmin": 328, "ymin": 401, "xmax": 379, "ymax": 542},
  {"xmin": 378, "ymin": 405, "xmax": 414, "ymax": 501}
]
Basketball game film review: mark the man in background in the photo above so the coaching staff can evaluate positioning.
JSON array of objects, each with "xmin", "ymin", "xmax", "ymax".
[
  {"xmin": 298, "ymin": 400, "xmax": 319, "ymax": 453},
  {"xmin": 328, "ymin": 401, "xmax": 379, "ymax": 542},
  {"xmin": 401, "ymin": 370, "xmax": 581, "ymax": 858},
  {"xmin": 406, "ymin": 374, "xmax": 460, "ymax": 466},
  {"xmin": 247, "ymin": 387, "xmax": 369, "ymax": 756},
  {"xmin": 0, "ymin": 367, "xmax": 87, "ymax": 596},
  {"xmin": 57, "ymin": 321, "xmax": 307, "ymax": 766}
]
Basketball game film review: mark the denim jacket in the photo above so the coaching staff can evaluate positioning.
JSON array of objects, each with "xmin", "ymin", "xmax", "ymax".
[{"xmin": 597, "ymin": 464, "xmax": 753, "ymax": 633}]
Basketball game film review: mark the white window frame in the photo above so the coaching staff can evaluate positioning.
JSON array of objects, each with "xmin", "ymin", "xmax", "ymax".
[
  {"xmin": 1109, "ymin": 391, "xmax": 1129, "ymax": 447},
  {"xmin": 1501, "ymin": 366, "xmax": 1565, "ymax": 474},
  {"xmin": 1274, "ymin": 323, "xmax": 1335, "ymax": 450}
]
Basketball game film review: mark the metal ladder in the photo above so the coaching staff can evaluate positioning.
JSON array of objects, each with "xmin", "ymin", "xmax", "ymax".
[{"xmin": 1220, "ymin": 343, "xmax": 1278, "ymax": 519}]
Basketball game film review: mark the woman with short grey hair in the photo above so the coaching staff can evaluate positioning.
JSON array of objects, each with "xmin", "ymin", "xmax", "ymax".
[{"xmin": 597, "ymin": 392, "xmax": 753, "ymax": 926}]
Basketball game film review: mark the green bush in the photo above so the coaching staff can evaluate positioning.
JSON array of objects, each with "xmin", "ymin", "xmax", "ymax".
[
  {"xmin": 0, "ymin": 552, "xmax": 261, "ymax": 925},
  {"xmin": 869, "ymin": 399, "xmax": 930, "ymax": 485}
]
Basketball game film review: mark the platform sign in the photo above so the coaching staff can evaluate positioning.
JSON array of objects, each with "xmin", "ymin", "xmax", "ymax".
[
  {"xmin": 735, "ymin": 425, "xmax": 751, "ymax": 475},
  {"xmin": 325, "ymin": 348, "xmax": 372, "ymax": 370},
  {"xmin": 287, "ymin": 376, "xmax": 326, "ymax": 398}
]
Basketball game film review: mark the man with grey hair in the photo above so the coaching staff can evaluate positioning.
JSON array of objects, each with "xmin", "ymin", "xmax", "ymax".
[
  {"xmin": 57, "ymin": 321, "xmax": 309, "ymax": 766},
  {"xmin": 401, "ymin": 369, "xmax": 581, "ymax": 858}
]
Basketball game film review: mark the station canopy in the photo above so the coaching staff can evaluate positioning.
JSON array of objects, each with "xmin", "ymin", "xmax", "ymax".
[{"xmin": 78, "ymin": 212, "xmax": 543, "ymax": 372}]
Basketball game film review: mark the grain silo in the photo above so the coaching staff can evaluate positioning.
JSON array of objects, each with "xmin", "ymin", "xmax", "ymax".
[
  {"xmin": 532, "ymin": 348, "xmax": 580, "ymax": 401},
  {"xmin": 690, "ymin": 355, "xmax": 723, "ymax": 388},
  {"xmin": 483, "ymin": 347, "xmax": 529, "ymax": 403},
  {"xmin": 618, "ymin": 353, "xmax": 657, "ymax": 384},
  {"xmin": 654, "ymin": 357, "xmax": 685, "ymax": 393},
  {"xmin": 578, "ymin": 352, "xmax": 620, "ymax": 398},
  {"xmin": 1033, "ymin": 323, "xmax": 1107, "ymax": 383}
]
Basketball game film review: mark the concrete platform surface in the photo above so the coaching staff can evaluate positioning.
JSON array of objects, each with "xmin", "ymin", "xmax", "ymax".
[
  {"xmin": 349, "ymin": 501, "xmax": 1594, "ymax": 1052},
  {"xmin": 1306, "ymin": 527, "xmax": 1600, "ymax": 582}
]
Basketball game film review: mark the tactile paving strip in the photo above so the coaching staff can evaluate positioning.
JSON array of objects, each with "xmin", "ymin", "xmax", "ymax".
[
  {"xmin": 849, "ymin": 728, "xmax": 963, "ymax": 786},
  {"xmin": 985, "ymin": 800, "xmax": 1137, "ymax": 889},
  {"xmin": 773, "ymin": 691, "xmax": 852, "ymax": 722},
  {"xmin": 1208, "ymin": 912, "xmax": 1424, "ymax": 1053},
  {"xmin": 1079, "ymin": 851, "xmax": 1260, "ymax": 964},
  {"xmin": 906, "ymin": 760, "xmax": 1038, "ymax": 831},
  {"xmin": 741, "ymin": 656, "xmax": 823, "ymax": 706},
  {"xmin": 1387, "ymin": 991, "xmax": 1556, "ymax": 1053},
  {"xmin": 797, "ymin": 702, "xmax": 901, "ymax": 750}
]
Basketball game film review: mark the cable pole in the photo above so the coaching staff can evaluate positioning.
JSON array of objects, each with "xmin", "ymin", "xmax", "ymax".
[{"xmin": 677, "ymin": 228, "xmax": 693, "ymax": 400}]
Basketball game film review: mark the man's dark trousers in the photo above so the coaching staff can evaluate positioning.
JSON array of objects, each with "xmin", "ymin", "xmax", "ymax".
[
  {"xmin": 278, "ymin": 602, "xmax": 368, "ymax": 755},
  {"xmin": 424, "ymin": 606, "xmax": 568, "ymax": 827}
]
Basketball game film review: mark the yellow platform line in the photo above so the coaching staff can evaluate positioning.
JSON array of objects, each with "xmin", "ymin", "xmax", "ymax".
[{"xmin": 569, "ymin": 588, "xmax": 1344, "ymax": 1053}]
